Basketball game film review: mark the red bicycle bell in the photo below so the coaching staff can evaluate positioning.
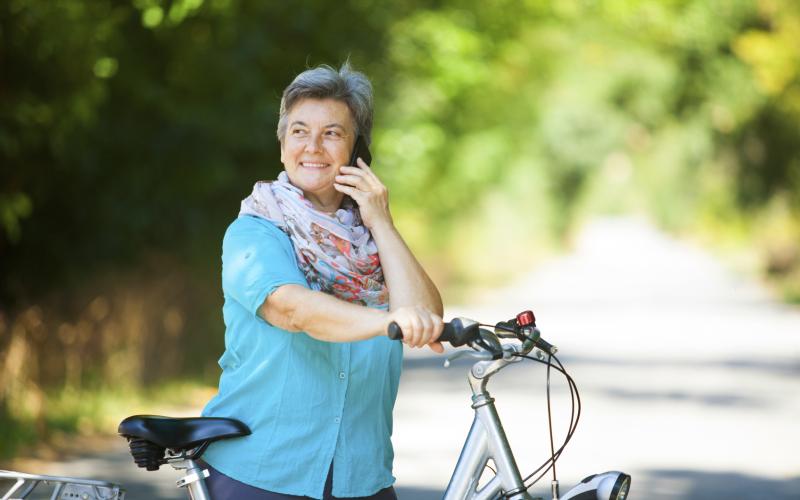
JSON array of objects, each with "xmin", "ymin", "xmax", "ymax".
[{"xmin": 516, "ymin": 310, "xmax": 536, "ymax": 327}]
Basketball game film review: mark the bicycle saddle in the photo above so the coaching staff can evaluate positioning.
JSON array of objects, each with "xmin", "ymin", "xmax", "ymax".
[{"xmin": 119, "ymin": 415, "xmax": 251, "ymax": 470}]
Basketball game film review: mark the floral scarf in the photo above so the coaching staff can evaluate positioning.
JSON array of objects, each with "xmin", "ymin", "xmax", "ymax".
[{"xmin": 239, "ymin": 171, "xmax": 388, "ymax": 309}]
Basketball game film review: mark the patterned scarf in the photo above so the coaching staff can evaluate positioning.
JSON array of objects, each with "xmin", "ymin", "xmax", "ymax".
[{"xmin": 239, "ymin": 171, "xmax": 388, "ymax": 309}]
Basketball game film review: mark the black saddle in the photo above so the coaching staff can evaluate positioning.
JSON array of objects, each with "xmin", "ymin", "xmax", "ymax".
[{"xmin": 119, "ymin": 415, "xmax": 251, "ymax": 471}]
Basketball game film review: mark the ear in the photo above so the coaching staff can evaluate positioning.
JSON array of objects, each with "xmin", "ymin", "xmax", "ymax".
[{"xmin": 279, "ymin": 141, "xmax": 285, "ymax": 164}]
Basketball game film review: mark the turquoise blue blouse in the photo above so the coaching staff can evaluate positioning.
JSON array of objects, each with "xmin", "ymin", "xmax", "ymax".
[{"xmin": 201, "ymin": 215, "xmax": 403, "ymax": 499}]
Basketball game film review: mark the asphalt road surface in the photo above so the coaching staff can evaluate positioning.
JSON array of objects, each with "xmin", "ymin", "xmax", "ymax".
[{"xmin": 3, "ymin": 216, "xmax": 798, "ymax": 499}]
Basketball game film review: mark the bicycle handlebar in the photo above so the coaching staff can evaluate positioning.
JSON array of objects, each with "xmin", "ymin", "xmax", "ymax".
[
  {"xmin": 387, "ymin": 317, "xmax": 479, "ymax": 347},
  {"xmin": 388, "ymin": 311, "xmax": 557, "ymax": 356}
]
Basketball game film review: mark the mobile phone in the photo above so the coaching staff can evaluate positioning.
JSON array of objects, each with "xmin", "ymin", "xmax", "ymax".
[{"xmin": 349, "ymin": 135, "xmax": 372, "ymax": 167}]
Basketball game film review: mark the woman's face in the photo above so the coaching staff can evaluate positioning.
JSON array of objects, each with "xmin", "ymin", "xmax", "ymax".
[{"xmin": 280, "ymin": 98, "xmax": 355, "ymax": 203}]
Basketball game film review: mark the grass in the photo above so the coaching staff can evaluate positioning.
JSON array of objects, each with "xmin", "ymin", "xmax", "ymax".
[{"xmin": 0, "ymin": 379, "xmax": 216, "ymax": 462}]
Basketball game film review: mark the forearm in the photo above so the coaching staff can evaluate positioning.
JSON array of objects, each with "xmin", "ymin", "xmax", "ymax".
[
  {"xmin": 370, "ymin": 222, "xmax": 444, "ymax": 316},
  {"xmin": 259, "ymin": 284, "xmax": 388, "ymax": 342}
]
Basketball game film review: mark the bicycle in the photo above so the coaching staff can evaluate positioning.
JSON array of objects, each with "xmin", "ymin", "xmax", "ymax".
[{"xmin": 0, "ymin": 309, "xmax": 630, "ymax": 500}]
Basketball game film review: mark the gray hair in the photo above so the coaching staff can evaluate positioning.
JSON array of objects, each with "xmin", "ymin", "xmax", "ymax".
[{"xmin": 277, "ymin": 61, "xmax": 374, "ymax": 145}]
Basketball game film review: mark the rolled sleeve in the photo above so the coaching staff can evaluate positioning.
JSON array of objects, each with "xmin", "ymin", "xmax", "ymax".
[{"xmin": 221, "ymin": 215, "xmax": 308, "ymax": 317}]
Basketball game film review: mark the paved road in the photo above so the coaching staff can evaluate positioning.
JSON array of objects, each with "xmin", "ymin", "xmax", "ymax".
[
  {"xmin": 3, "ymin": 216, "xmax": 798, "ymax": 499},
  {"xmin": 394, "ymin": 216, "xmax": 799, "ymax": 499}
]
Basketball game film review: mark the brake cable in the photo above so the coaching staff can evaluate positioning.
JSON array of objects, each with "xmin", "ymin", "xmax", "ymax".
[
  {"xmin": 518, "ymin": 353, "xmax": 581, "ymax": 489},
  {"xmin": 546, "ymin": 354, "xmax": 558, "ymax": 488},
  {"xmin": 476, "ymin": 321, "xmax": 582, "ymax": 496}
]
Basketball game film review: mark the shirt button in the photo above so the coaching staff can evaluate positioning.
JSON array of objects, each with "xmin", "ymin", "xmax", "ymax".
[
  {"xmin": 338, "ymin": 372, "xmax": 346, "ymax": 379},
  {"xmin": 334, "ymin": 417, "xmax": 341, "ymax": 424}
]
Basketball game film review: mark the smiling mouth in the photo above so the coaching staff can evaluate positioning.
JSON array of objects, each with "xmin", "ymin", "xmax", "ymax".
[{"xmin": 300, "ymin": 162, "xmax": 329, "ymax": 169}]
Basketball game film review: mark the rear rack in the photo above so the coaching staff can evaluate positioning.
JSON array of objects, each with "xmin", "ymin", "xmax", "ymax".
[{"xmin": 0, "ymin": 469, "xmax": 125, "ymax": 500}]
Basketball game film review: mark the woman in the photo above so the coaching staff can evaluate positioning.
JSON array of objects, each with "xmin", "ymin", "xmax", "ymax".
[{"xmin": 200, "ymin": 62, "xmax": 445, "ymax": 500}]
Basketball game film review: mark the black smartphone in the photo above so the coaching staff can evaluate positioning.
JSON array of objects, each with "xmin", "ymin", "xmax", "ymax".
[{"xmin": 349, "ymin": 135, "xmax": 372, "ymax": 167}]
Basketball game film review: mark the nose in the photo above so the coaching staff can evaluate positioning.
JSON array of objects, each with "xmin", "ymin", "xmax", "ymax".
[{"xmin": 304, "ymin": 131, "xmax": 324, "ymax": 153}]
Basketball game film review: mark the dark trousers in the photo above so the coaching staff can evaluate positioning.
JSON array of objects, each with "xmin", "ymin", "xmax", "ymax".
[{"xmin": 201, "ymin": 461, "xmax": 398, "ymax": 500}]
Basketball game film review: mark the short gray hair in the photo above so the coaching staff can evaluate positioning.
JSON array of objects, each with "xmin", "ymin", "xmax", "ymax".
[{"xmin": 277, "ymin": 61, "xmax": 374, "ymax": 145}]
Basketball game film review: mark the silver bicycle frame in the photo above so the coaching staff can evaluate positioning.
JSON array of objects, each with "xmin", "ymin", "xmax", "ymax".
[
  {"xmin": 173, "ymin": 332, "xmax": 542, "ymax": 500},
  {"xmin": 443, "ymin": 340, "xmax": 541, "ymax": 500},
  {"xmin": 167, "ymin": 337, "xmax": 541, "ymax": 500}
]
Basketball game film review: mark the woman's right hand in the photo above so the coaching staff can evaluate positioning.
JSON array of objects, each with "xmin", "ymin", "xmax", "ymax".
[{"xmin": 386, "ymin": 306, "xmax": 445, "ymax": 353}]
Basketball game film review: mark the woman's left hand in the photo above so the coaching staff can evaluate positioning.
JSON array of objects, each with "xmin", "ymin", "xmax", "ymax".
[{"xmin": 333, "ymin": 158, "xmax": 393, "ymax": 230}]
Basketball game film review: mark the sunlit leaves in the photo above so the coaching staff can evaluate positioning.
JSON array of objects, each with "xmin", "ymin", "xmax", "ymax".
[
  {"xmin": 133, "ymin": 0, "xmax": 204, "ymax": 28},
  {"xmin": 93, "ymin": 57, "xmax": 119, "ymax": 78},
  {"xmin": 374, "ymin": 0, "xmax": 800, "ymax": 289},
  {"xmin": 389, "ymin": 10, "xmax": 490, "ymax": 98},
  {"xmin": 734, "ymin": 26, "xmax": 800, "ymax": 96}
]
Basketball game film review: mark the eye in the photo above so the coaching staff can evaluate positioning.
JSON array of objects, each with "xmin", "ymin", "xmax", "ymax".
[
  {"xmin": 325, "ymin": 130, "xmax": 343, "ymax": 138},
  {"xmin": 291, "ymin": 128, "xmax": 307, "ymax": 136}
]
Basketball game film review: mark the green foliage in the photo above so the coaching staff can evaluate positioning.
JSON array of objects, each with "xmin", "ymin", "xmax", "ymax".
[
  {"xmin": 4, "ymin": 0, "xmax": 793, "ymax": 300},
  {"xmin": 0, "ymin": 379, "xmax": 213, "ymax": 460}
]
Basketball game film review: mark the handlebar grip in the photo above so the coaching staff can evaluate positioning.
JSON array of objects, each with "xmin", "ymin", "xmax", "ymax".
[
  {"xmin": 439, "ymin": 323, "xmax": 458, "ymax": 344},
  {"xmin": 387, "ymin": 318, "xmax": 477, "ymax": 347},
  {"xmin": 387, "ymin": 321, "xmax": 403, "ymax": 340},
  {"xmin": 535, "ymin": 337, "xmax": 557, "ymax": 355}
]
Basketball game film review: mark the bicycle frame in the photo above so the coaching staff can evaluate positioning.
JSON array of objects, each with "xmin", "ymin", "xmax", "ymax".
[
  {"xmin": 177, "ymin": 332, "xmax": 541, "ymax": 500},
  {"xmin": 444, "ymin": 340, "xmax": 539, "ymax": 500}
]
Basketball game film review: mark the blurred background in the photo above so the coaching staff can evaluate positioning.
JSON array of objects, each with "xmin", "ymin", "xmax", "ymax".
[{"xmin": 1, "ymin": 0, "xmax": 799, "ymax": 496}]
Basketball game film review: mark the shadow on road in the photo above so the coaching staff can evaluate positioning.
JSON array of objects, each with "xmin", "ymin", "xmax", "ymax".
[
  {"xmin": 639, "ymin": 469, "xmax": 800, "ymax": 500},
  {"xmin": 396, "ymin": 486, "xmax": 442, "ymax": 499},
  {"xmin": 396, "ymin": 469, "xmax": 800, "ymax": 500},
  {"xmin": 403, "ymin": 353, "xmax": 800, "ymax": 379},
  {"xmin": 401, "ymin": 352, "xmax": 795, "ymax": 411}
]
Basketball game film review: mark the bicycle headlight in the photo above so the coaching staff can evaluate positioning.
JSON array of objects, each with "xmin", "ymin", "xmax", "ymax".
[
  {"xmin": 601, "ymin": 471, "xmax": 630, "ymax": 500},
  {"xmin": 560, "ymin": 471, "xmax": 631, "ymax": 500}
]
